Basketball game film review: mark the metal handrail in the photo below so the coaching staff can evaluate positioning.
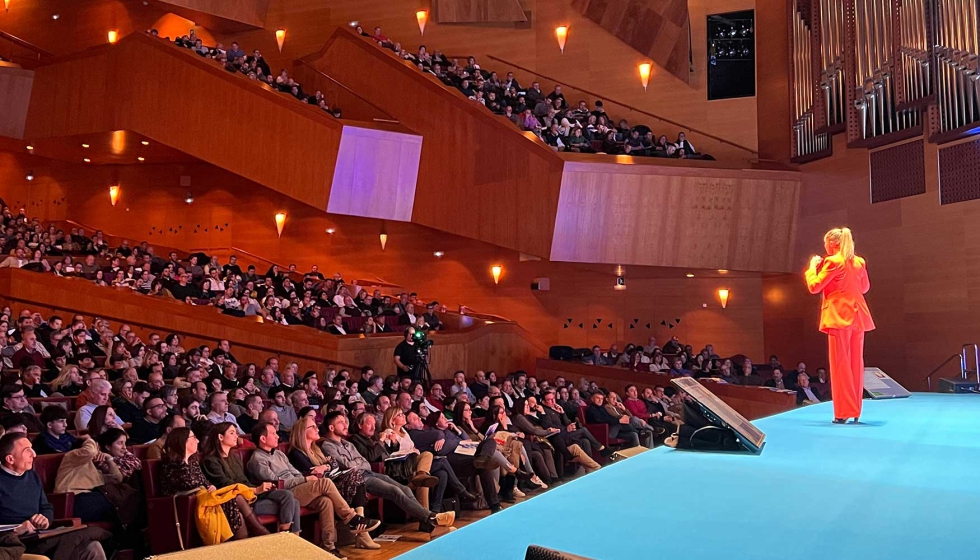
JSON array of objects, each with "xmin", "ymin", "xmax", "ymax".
[
  {"xmin": 484, "ymin": 54, "xmax": 760, "ymax": 157},
  {"xmin": 0, "ymin": 31, "xmax": 54, "ymax": 60},
  {"xmin": 293, "ymin": 59, "xmax": 400, "ymax": 122},
  {"xmin": 923, "ymin": 353, "xmax": 961, "ymax": 391},
  {"xmin": 962, "ymin": 343, "xmax": 980, "ymax": 385}
]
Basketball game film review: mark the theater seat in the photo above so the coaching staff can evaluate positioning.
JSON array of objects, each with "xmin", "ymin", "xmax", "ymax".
[
  {"xmin": 33, "ymin": 454, "xmax": 74, "ymax": 518},
  {"xmin": 577, "ymin": 405, "xmax": 625, "ymax": 453}
]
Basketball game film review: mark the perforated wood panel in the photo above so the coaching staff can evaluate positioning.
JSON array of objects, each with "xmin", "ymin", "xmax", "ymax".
[
  {"xmin": 939, "ymin": 137, "xmax": 980, "ymax": 205},
  {"xmin": 870, "ymin": 139, "xmax": 925, "ymax": 203}
]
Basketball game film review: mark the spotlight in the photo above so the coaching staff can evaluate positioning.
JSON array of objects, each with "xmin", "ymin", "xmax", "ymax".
[
  {"xmin": 26, "ymin": 145, "xmax": 34, "ymax": 152},
  {"xmin": 83, "ymin": 158, "xmax": 91, "ymax": 163},
  {"xmin": 137, "ymin": 157, "xmax": 145, "ymax": 162},
  {"xmin": 718, "ymin": 269, "xmax": 729, "ymax": 274},
  {"xmin": 433, "ymin": 251, "xmax": 444, "ymax": 258},
  {"xmin": 52, "ymin": 14, "xmax": 59, "ymax": 20},
  {"xmin": 26, "ymin": 170, "xmax": 34, "ymax": 181},
  {"xmin": 81, "ymin": 143, "xmax": 90, "ymax": 148},
  {"xmin": 326, "ymin": 228, "xmax": 336, "ymax": 234},
  {"xmin": 141, "ymin": 140, "xmax": 149, "ymax": 146},
  {"xmin": 686, "ymin": 273, "xmax": 695, "ymax": 278},
  {"xmin": 185, "ymin": 192, "xmax": 194, "ymax": 204}
]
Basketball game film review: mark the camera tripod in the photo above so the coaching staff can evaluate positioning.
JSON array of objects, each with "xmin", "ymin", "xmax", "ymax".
[{"xmin": 411, "ymin": 354, "xmax": 432, "ymax": 387}]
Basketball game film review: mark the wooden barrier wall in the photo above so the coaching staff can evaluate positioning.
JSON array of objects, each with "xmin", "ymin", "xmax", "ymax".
[
  {"xmin": 305, "ymin": 28, "xmax": 566, "ymax": 259},
  {"xmin": 551, "ymin": 160, "xmax": 800, "ymax": 272},
  {"xmin": 0, "ymin": 65, "xmax": 33, "ymax": 139},
  {"xmin": 535, "ymin": 358, "xmax": 798, "ymax": 420},
  {"xmin": 0, "ymin": 268, "xmax": 545, "ymax": 378}
]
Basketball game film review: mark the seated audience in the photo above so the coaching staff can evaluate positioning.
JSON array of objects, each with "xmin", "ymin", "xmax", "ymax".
[
  {"xmin": 320, "ymin": 412, "xmax": 455, "ymax": 532},
  {"xmin": 199, "ymin": 422, "xmax": 299, "ymax": 535},
  {"xmin": 286, "ymin": 417, "xmax": 381, "ymax": 550},
  {"xmin": 245, "ymin": 421, "xmax": 379, "ymax": 556}
]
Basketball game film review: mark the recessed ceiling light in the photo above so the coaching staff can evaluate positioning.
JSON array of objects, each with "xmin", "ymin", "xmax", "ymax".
[
  {"xmin": 433, "ymin": 251, "xmax": 445, "ymax": 257},
  {"xmin": 718, "ymin": 269, "xmax": 729, "ymax": 274},
  {"xmin": 141, "ymin": 140, "xmax": 149, "ymax": 146},
  {"xmin": 26, "ymin": 170, "xmax": 34, "ymax": 181},
  {"xmin": 325, "ymin": 228, "xmax": 336, "ymax": 234},
  {"xmin": 137, "ymin": 157, "xmax": 145, "ymax": 162},
  {"xmin": 83, "ymin": 158, "xmax": 91, "ymax": 163},
  {"xmin": 686, "ymin": 273, "xmax": 695, "ymax": 278},
  {"xmin": 26, "ymin": 145, "xmax": 34, "ymax": 151},
  {"xmin": 185, "ymin": 192, "xmax": 194, "ymax": 204},
  {"xmin": 81, "ymin": 144, "xmax": 90, "ymax": 148}
]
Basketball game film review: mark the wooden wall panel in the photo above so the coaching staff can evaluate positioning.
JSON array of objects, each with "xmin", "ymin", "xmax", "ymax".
[
  {"xmin": 155, "ymin": 0, "xmax": 270, "ymax": 31},
  {"xmin": 433, "ymin": 0, "xmax": 528, "ymax": 23},
  {"xmin": 307, "ymin": 29, "xmax": 565, "ymax": 258},
  {"xmin": 535, "ymin": 359, "xmax": 797, "ymax": 420},
  {"xmin": 755, "ymin": 0, "xmax": 791, "ymax": 162},
  {"xmin": 328, "ymin": 126, "xmax": 421, "ymax": 221},
  {"xmin": 571, "ymin": 0, "xmax": 693, "ymax": 84},
  {"xmin": 0, "ymin": 0, "xmax": 759, "ymax": 166},
  {"xmin": 550, "ymin": 161, "xmax": 800, "ymax": 272},
  {"xmin": 0, "ymin": 66, "xmax": 34, "ymax": 139},
  {"xmin": 763, "ymin": 133, "xmax": 980, "ymax": 391}
]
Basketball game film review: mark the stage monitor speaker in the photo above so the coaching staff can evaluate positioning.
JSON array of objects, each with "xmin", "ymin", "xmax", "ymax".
[
  {"xmin": 610, "ymin": 445, "xmax": 649, "ymax": 462},
  {"xmin": 672, "ymin": 377, "xmax": 766, "ymax": 453},
  {"xmin": 862, "ymin": 367, "xmax": 911, "ymax": 399},
  {"xmin": 938, "ymin": 377, "xmax": 980, "ymax": 393},
  {"xmin": 148, "ymin": 533, "xmax": 338, "ymax": 560},
  {"xmin": 525, "ymin": 545, "xmax": 597, "ymax": 560}
]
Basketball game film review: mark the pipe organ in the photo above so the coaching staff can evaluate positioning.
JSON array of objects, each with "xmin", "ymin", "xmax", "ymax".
[
  {"xmin": 789, "ymin": 0, "xmax": 980, "ymax": 162},
  {"xmin": 791, "ymin": 0, "xmax": 831, "ymax": 158}
]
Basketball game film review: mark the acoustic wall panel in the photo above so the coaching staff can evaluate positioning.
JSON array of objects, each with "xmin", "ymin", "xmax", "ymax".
[
  {"xmin": 939, "ymin": 137, "xmax": 980, "ymax": 205},
  {"xmin": 870, "ymin": 140, "xmax": 925, "ymax": 203}
]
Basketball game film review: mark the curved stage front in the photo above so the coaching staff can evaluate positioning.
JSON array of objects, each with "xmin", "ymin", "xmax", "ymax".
[{"xmin": 399, "ymin": 394, "xmax": 980, "ymax": 560}]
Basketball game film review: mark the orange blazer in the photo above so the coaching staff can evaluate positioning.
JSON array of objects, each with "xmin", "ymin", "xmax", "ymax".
[{"xmin": 805, "ymin": 253, "xmax": 875, "ymax": 333}]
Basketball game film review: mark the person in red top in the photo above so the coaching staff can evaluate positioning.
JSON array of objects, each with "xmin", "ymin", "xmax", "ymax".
[{"xmin": 805, "ymin": 227, "xmax": 875, "ymax": 424}]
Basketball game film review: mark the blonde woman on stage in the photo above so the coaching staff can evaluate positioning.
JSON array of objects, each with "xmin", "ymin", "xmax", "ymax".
[{"xmin": 805, "ymin": 227, "xmax": 875, "ymax": 424}]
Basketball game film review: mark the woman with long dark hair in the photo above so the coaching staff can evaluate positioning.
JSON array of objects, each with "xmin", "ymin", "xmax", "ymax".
[
  {"xmin": 199, "ymin": 422, "xmax": 290, "ymax": 535},
  {"xmin": 158, "ymin": 427, "xmax": 267, "ymax": 541}
]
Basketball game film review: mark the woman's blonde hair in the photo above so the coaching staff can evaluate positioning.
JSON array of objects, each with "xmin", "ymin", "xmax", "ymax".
[
  {"xmin": 382, "ymin": 407, "xmax": 402, "ymax": 433},
  {"xmin": 288, "ymin": 416, "xmax": 327, "ymax": 466},
  {"xmin": 51, "ymin": 365, "xmax": 79, "ymax": 391},
  {"xmin": 824, "ymin": 227, "xmax": 855, "ymax": 261}
]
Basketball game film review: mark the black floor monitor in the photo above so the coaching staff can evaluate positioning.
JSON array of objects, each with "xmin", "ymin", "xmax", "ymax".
[
  {"xmin": 671, "ymin": 377, "xmax": 766, "ymax": 453},
  {"xmin": 525, "ymin": 545, "xmax": 597, "ymax": 560}
]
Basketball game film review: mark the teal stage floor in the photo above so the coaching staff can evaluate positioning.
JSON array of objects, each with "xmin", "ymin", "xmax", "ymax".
[{"xmin": 398, "ymin": 394, "xmax": 980, "ymax": 560}]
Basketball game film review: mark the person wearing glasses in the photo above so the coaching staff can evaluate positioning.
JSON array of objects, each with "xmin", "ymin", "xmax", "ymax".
[{"xmin": 127, "ymin": 396, "xmax": 169, "ymax": 444}]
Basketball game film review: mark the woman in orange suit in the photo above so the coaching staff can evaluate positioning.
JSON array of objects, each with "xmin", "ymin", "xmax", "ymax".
[{"xmin": 805, "ymin": 227, "xmax": 875, "ymax": 424}]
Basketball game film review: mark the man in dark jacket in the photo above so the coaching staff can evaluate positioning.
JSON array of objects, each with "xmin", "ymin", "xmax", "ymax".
[
  {"xmin": 584, "ymin": 392, "xmax": 640, "ymax": 448},
  {"xmin": 540, "ymin": 390, "xmax": 603, "ymax": 457}
]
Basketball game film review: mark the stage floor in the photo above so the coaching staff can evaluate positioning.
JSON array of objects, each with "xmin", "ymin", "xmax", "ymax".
[{"xmin": 397, "ymin": 394, "xmax": 980, "ymax": 560}]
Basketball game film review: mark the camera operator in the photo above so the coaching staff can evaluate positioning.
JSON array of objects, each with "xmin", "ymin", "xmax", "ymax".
[{"xmin": 393, "ymin": 327, "xmax": 420, "ymax": 380}]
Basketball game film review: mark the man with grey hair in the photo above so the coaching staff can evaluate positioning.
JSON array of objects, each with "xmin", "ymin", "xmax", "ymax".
[{"xmin": 74, "ymin": 379, "xmax": 111, "ymax": 430}]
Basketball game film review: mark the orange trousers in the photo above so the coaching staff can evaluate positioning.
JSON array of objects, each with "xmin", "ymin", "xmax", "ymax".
[{"xmin": 826, "ymin": 328, "xmax": 865, "ymax": 419}]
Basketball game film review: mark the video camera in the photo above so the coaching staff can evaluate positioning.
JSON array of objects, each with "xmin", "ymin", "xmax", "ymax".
[{"xmin": 412, "ymin": 328, "xmax": 434, "ymax": 355}]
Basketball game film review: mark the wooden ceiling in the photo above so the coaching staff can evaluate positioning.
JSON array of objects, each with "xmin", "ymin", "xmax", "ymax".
[{"xmin": 0, "ymin": 130, "xmax": 198, "ymax": 165}]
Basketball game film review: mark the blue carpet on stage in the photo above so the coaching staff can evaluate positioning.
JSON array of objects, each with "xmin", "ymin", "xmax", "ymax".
[{"xmin": 398, "ymin": 394, "xmax": 980, "ymax": 560}]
